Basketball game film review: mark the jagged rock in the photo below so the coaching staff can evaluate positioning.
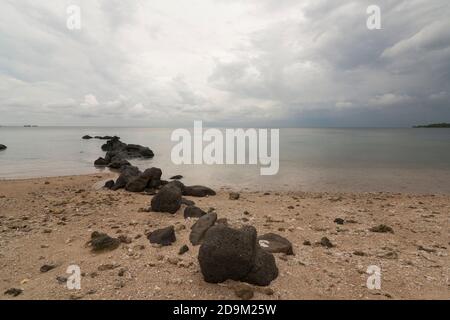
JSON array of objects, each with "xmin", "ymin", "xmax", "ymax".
[
  {"xmin": 104, "ymin": 180, "xmax": 115, "ymax": 189},
  {"xmin": 183, "ymin": 185, "xmax": 216, "ymax": 197},
  {"xmin": 257, "ymin": 233, "xmax": 294, "ymax": 255},
  {"xmin": 189, "ymin": 212, "xmax": 217, "ymax": 245},
  {"xmin": 198, "ymin": 225, "xmax": 278, "ymax": 286},
  {"xmin": 94, "ymin": 157, "xmax": 108, "ymax": 166},
  {"xmin": 147, "ymin": 226, "xmax": 176, "ymax": 246},
  {"xmin": 184, "ymin": 206, "xmax": 206, "ymax": 219},
  {"xmin": 151, "ymin": 183, "xmax": 182, "ymax": 214},
  {"xmin": 89, "ymin": 231, "xmax": 120, "ymax": 252}
]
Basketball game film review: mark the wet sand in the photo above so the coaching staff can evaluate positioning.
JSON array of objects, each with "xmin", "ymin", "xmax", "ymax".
[{"xmin": 0, "ymin": 174, "xmax": 449, "ymax": 300}]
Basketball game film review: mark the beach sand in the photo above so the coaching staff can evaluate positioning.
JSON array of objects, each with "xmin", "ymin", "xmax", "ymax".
[{"xmin": 0, "ymin": 173, "xmax": 448, "ymax": 300}]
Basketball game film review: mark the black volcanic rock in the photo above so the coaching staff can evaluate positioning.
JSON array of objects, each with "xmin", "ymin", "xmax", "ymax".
[
  {"xmin": 82, "ymin": 135, "xmax": 93, "ymax": 139},
  {"xmin": 0, "ymin": 144, "xmax": 7, "ymax": 151},
  {"xmin": 111, "ymin": 166, "xmax": 141, "ymax": 190},
  {"xmin": 104, "ymin": 180, "xmax": 115, "ymax": 189},
  {"xmin": 151, "ymin": 183, "xmax": 182, "ymax": 214},
  {"xmin": 170, "ymin": 175, "xmax": 183, "ymax": 180},
  {"xmin": 184, "ymin": 206, "xmax": 206, "ymax": 219},
  {"xmin": 198, "ymin": 225, "xmax": 278, "ymax": 286},
  {"xmin": 89, "ymin": 231, "xmax": 120, "ymax": 252},
  {"xmin": 189, "ymin": 212, "xmax": 217, "ymax": 245},
  {"xmin": 257, "ymin": 233, "xmax": 294, "ymax": 255},
  {"xmin": 183, "ymin": 185, "xmax": 216, "ymax": 197},
  {"xmin": 147, "ymin": 226, "xmax": 176, "ymax": 246},
  {"xmin": 94, "ymin": 157, "xmax": 108, "ymax": 166},
  {"xmin": 125, "ymin": 167, "xmax": 162, "ymax": 192}
]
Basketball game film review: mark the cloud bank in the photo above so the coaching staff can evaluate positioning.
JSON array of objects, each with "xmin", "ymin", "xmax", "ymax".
[{"xmin": 0, "ymin": 0, "xmax": 449, "ymax": 127}]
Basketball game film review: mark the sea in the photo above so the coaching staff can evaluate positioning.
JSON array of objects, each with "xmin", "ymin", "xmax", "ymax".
[{"xmin": 1, "ymin": 126, "xmax": 450, "ymax": 193}]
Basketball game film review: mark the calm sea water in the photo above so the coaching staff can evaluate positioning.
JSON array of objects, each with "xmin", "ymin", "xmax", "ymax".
[{"xmin": 1, "ymin": 127, "xmax": 450, "ymax": 193}]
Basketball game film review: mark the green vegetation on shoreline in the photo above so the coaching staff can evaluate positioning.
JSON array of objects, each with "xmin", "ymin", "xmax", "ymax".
[{"xmin": 413, "ymin": 123, "xmax": 450, "ymax": 128}]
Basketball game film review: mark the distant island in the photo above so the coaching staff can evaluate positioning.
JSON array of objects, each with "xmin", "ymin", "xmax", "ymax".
[{"xmin": 413, "ymin": 123, "xmax": 450, "ymax": 128}]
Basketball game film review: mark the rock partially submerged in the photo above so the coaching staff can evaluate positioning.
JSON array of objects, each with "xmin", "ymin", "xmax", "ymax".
[
  {"xmin": 82, "ymin": 135, "xmax": 93, "ymax": 140},
  {"xmin": 147, "ymin": 226, "xmax": 176, "ymax": 246},
  {"xmin": 257, "ymin": 233, "xmax": 294, "ymax": 255},
  {"xmin": 0, "ymin": 144, "xmax": 7, "ymax": 151},
  {"xmin": 198, "ymin": 225, "xmax": 278, "ymax": 286}
]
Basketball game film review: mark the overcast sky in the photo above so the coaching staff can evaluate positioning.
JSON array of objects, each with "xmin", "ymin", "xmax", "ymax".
[{"xmin": 0, "ymin": 0, "xmax": 449, "ymax": 127}]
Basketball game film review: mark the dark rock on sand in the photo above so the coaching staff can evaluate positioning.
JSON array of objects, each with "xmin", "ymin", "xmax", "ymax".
[
  {"xmin": 243, "ymin": 246, "xmax": 279, "ymax": 286},
  {"xmin": 184, "ymin": 206, "xmax": 206, "ymax": 219},
  {"xmin": 369, "ymin": 224, "xmax": 394, "ymax": 233},
  {"xmin": 183, "ymin": 185, "xmax": 216, "ymax": 197},
  {"xmin": 170, "ymin": 175, "xmax": 183, "ymax": 180},
  {"xmin": 147, "ymin": 226, "xmax": 176, "ymax": 246},
  {"xmin": 108, "ymin": 158, "xmax": 130, "ymax": 169},
  {"xmin": 234, "ymin": 284, "xmax": 254, "ymax": 300},
  {"xmin": 181, "ymin": 198, "xmax": 195, "ymax": 206},
  {"xmin": 189, "ymin": 212, "xmax": 217, "ymax": 245},
  {"xmin": 229, "ymin": 192, "xmax": 240, "ymax": 200},
  {"xmin": 40, "ymin": 264, "xmax": 57, "ymax": 273},
  {"xmin": 334, "ymin": 218, "xmax": 345, "ymax": 225},
  {"xmin": 178, "ymin": 244, "xmax": 189, "ymax": 255},
  {"xmin": 104, "ymin": 180, "xmax": 115, "ymax": 189},
  {"xmin": 151, "ymin": 183, "xmax": 182, "ymax": 214},
  {"xmin": 320, "ymin": 237, "xmax": 334, "ymax": 248},
  {"xmin": 89, "ymin": 231, "xmax": 120, "ymax": 252},
  {"xmin": 198, "ymin": 225, "xmax": 278, "ymax": 286},
  {"xmin": 125, "ymin": 168, "xmax": 162, "ymax": 192},
  {"xmin": 112, "ymin": 166, "xmax": 141, "ymax": 190},
  {"xmin": 4, "ymin": 288, "xmax": 23, "ymax": 297},
  {"xmin": 257, "ymin": 233, "xmax": 294, "ymax": 255},
  {"xmin": 82, "ymin": 135, "xmax": 93, "ymax": 140},
  {"xmin": 94, "ymin": 157, "xmax": 108, "ymax": 166}
]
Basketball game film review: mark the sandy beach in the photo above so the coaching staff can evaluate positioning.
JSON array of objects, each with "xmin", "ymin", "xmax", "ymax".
[{"xmin": 0, "ymin": 173, "xmax": 448, "ymax": 300}]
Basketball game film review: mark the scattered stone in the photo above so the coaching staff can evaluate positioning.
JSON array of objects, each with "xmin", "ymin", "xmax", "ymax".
[
  {"xmin": 4, "ymin": 288, "xmax": 22, "ymax": 297},
  {"xmin": 56, "ymin": 276, "xmax": 67, "ymax": 284},
  {"xmin": 184, "ymin": 206, "xmax": 206, "ymax": 219},
  {"xmin": 258, "ymin": 233, "xmax": 294, "ymax": 255},
  {"xmin": 303, "ymin": 240, "xmax": 311, "ymax": 246},
  {"xmin": 229, "ymin": 192, "xmax": 240, "ymax": 200},
  {"xmin": 233, "ymin": 283, "xmax": 254, "ymax": 300},
  {"xmin": 170, "ymin": 175, "xmax": 183, "ymax": 180},
  {"xmin": 353, "ymin": 250, "xmax": 367, "ymax": 256},
  {"xmin": 334, "ymin": 218, "xmax": 345, "ymax": 225},
  {"xmin": 151, "ymin": 183, "xmax": 182, "ymax": 214},
  {"xmin": 320, "ymin": 237, "xmax": 334, "ymax": 248},
  {"xmin": 189, "ymin": 212, "xmax": 217, "ymax": 245},
  {"xmin": 40, "ymin": 264, "xmax": 57, "ymax": 273},
  {"xmin": 178, "ymin": 244, "xmax": 189, "ymax": 255},
  {"xmin": 417, "ymin": 245, "xmax": 436, "ymax": 253},
  {"xmin": 198, "ymin": 225, "xmax": 278, "ymax": 286},
  {"xmin": 89, "ymin": 231, "xmax": 120, "ymax": 252},
  {"xmin": 118, "ymin": 235, "xmax": 132, "ymax": 244},
  {"xmin": 82, "ymin": 135, "xmax": 93, "ymax": 140},
  {"xmin": 369, "ymin": 224, "xmax": 394, "ymax": 233},
  {"xmin": 148, "ymin": 226, "xmax": 176, "ymax": 246},
  {"xmin": 98, "ymin": 263, "xmax": 120, "ymax": 271}
]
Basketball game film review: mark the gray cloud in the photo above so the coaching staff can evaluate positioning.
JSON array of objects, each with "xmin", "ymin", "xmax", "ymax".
[{"xmin": 0, "ymin": 0, "xmax": 449, "ymax": 126}]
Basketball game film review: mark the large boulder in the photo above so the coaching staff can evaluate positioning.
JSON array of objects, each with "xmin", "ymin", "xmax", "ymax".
[
  {"xmin": 198, "ymin": 225, "xmax": 278, "ymax": 286},
  {"xmin": 147, "ymin": 226, "xmax": 176, "ymax": 246},
  {"xmin": 0, "ymin": 144, "xmax": 7, "ymax": 151},
  {"xmin": 89, "ymin": 231, "xmax": 120, "ymax": 252},
  {"xmin": 183, "ymin": 185, "xmax": 216, "ymax": 197},
  {"xmin": 257, "ymin": 233, "xmax": 294, "ymax": 255},
  {"xmin": 189, "ymin": 212, "xmax": 217, "ymax": 245},
  {"xmin": 151, "ymin": 183, "xmax": 182, "ymax": 214}
]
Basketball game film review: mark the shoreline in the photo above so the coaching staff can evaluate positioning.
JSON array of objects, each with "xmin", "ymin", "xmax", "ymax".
[{"xmin": 0, "ymin": 174, "xmax": 449, "ymax": 300}]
